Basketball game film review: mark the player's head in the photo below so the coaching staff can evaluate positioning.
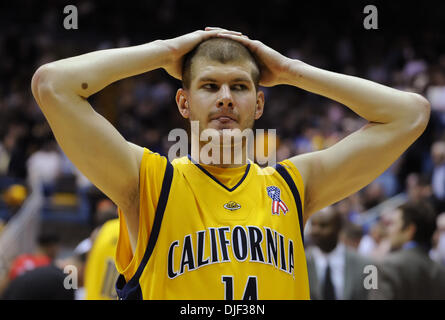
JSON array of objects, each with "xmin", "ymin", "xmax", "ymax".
[
  {"xmin": 175, "ymin": 37, "xmax": 264, "ymax": 135},
  {"xmin": 387, "ymin": 201, "xmax": 436, "ymax": 251},
  {"xmin": 181, "ymin": 37, "xmax": 261, "ymax": 90}
]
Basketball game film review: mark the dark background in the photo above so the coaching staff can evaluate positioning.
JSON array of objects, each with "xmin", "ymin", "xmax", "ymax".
[{"xmin": 0, "ymin": 0, "xmax": 444, "ymax": 243}]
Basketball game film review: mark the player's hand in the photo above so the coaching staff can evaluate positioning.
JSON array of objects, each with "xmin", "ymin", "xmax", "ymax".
[
  {"xmin": 161, "ymin": 27, "xmax": 244, "ymax": 80},
  {"xmin": 215, "ymin": 32, "xmax": 295, "ymax": 87}
]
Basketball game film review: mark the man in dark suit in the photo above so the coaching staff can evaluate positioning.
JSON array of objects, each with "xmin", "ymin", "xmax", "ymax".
[
  {"xmin": 369, "ymin": 201, "xmax": 445, "ymax": 299},
  {"xmin": 305, "ymin": 207, "xmax": 374, "ymax": 300}
]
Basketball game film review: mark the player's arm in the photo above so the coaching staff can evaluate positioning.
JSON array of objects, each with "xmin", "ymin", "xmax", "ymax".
[
  {"xmin": 31, "ymin": 28, "xmax": 243, "ymax": 251},
  {"xmin": 30, "ymin": 43, "xmax": 167, "ymax": 249},
  {"xmin": 216, "ymin": 32, "xmax": 430, "ymax": 225},
  {"xmin": 285, "ymin": 63, "xmax": 429, "ymax": 222}
]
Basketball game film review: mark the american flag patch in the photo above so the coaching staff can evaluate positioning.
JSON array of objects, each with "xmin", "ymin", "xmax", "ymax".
[{"xmin": 267, "ymin": 186, "xmax": 288, "ymax": 215}]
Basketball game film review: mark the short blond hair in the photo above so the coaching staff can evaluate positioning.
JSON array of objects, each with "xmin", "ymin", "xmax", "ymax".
[{"xmin": 182, "ymin": 37, "xmax": 260, "ymax": 90}]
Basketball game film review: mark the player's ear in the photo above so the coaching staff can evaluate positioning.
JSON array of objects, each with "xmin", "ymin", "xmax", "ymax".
[
  {"xmin": 254, "ymin": 90, "xmax": 265, "ymax": 120},
  {"xmin": 176, "ymin": 88, "xmax": 190, "ymax": 119},
  {"xmin": 405, "ymin": 223, "xmax": 417, "ymax": 241}
]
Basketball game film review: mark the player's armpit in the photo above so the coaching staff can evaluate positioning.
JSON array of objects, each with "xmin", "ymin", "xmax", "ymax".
[{"xmin": 289, "ymin": 118, "xmax": 428, "ymax": 221}]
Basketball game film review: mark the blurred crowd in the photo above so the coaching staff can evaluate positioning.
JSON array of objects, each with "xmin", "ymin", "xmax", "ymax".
[{"xmin": 0, "ymin": 0, "xmax": 444, "ymax": 299}]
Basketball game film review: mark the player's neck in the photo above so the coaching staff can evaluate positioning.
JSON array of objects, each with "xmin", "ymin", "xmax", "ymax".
[{"xmin": 191, "ymin": 141, "xmax": 249, "ymax": 168}]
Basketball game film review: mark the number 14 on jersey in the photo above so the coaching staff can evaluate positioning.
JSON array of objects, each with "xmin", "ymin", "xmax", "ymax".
[{"xmin": 221, "ymin": 275, "xmax": 258, "ymax": 300}]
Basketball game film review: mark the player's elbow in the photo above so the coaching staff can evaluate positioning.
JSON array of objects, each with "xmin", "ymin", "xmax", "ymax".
[
  {"xmin": 31, "ymin": 63, "xmax": 61, "ymax": 103},
  {"xmin": 404, "ymin": 92, "xmax": 431, "ymax": 134}
]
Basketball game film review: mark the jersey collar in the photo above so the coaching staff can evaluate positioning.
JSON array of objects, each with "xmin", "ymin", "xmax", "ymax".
[{"xmin": 187, "ymin": 154, "xmax": 251, "ymax": 192}]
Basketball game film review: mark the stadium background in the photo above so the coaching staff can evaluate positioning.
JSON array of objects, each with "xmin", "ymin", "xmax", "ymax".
[{"xmin": 0, "ymin": 0, "xmax": 444, "ymax": 299}]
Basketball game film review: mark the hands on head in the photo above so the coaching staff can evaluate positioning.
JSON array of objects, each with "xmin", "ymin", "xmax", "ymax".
[
  {"xmin": 161, "ymin": 27, "xmax": 244, "ymax": 80},
  {"xmin": 162, "ymin": 27, "xmax": 295, "ymax": 87}
]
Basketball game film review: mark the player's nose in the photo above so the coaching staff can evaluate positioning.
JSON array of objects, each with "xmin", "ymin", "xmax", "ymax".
[{"xmin": 216, "ymin": 84, "xmax": 234, "ymax": 108}]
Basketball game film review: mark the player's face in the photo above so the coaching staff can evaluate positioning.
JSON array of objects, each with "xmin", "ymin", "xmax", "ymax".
[
  {"xmin": 387, "ymin": 209, "xmax": 411, "ymax": 251},
  {"xmin": 178, "ymin": 58, "xmax": 264, "ymax": 135}
]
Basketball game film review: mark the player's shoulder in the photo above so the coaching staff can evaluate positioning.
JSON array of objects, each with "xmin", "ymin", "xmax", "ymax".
[
  {"xmin": 242, "ymin": 160, "xmax": 300, "ymax": 179},
  {"xmin": 171, "ymin": 155, "xmax": 190, "ymax": 166},
  {"xmin": 136, "ymin": 147, "xmax": 172, "ymax": 172},
  {"xmin": 279, "ymin": 155, "xmax": 312, "ymax": 188}
]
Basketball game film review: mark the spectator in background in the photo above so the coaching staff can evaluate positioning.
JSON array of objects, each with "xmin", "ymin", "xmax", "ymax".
[
  {"xmin": 2, "ymin": 121, "xmax": 30, "ymax": 182},
  {"xmin": 430, "ymin": 212, "xmax": 445, "ymax": 266},
  {"xmin": 430, "ymin": 141, "xmax": 445, "ymax": 213},
  {"xmin": 1, "ymin": 183, "xmax": 27, "ymax": 219},
  {"xmin": 26, "ymin": 139, "xmax": 61, "ymax": 194},
  {"xmin": 336, "ymin": 194, "xmax": 364, "ymax": 226},
  {"xmin": 0, "ymin": 1, "xmax": 444, "ymax": 300},
  {"xmin": 0, "ymin": 131, "xmax": 14, "ymax": 177},
  {"xmin": 369, "ymin": 201, "xmax": 445, "ymax": 299},
  {"xmin": 1, "ymin": 264, "xmax": 74, "ymax": 300},
  {"xmin": 426, "ymin": 68, "xmax": 445, "ymax": 113},
  {"xmin": 357, "ymin": 217, "xmax": 391, "ymax": 260},
  {"xmin": 340, "ymin": 222, "xmax": 364, "ymax": 250},
  {"xmin": 362, "ymin": 181, "xmax": 386, "ymax": 211},
  {"xmin": 375, "ymin": 161, "xmax": 401, "ymax": 198},
  {"xmin": 305, "ymin": 207, "xmax": 373, "ymax": 300},
  {"xmin": 405, "ymin": 172, "xmax": 433, "ymax": 203},
  {"xmin": 7, "ymin": 231, "xmax": 60, "ymax": 281},
  {"xmin": 92, "ymin": 198, "xmax": 118, "ymax": 230}
]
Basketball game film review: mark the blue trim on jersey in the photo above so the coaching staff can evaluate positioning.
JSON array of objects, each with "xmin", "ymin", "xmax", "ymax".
[
  {"xmin": 274, "ymin": 163, "xmax": 305, "ymax": 245},
  {"xmin": 116, "ymin": 160, "xmax": 174, "ymax": 300},
  {"xmin": 187, "ymin": 154, "xmax": 251, "ymax": 192}
]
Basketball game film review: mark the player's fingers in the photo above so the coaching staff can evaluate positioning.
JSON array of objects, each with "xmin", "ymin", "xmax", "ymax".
[
  {"xmin": 205, "ymin": 26, "xmax": 225, "ymax": 30},
  {"xmin": 205, "ymin": 27, "xmax": 243, "ymax": 35},
  {"xmin": 217, "ymin": 32, "xmax": 251, "ymax": 43},
  {"xmin": 205, "ymin": 27, "xmax": 232, "ymax": 31},
  {"xmin": 198, "ymin": 29, "xmax": 228, "ymax": 40},
  {"xmin": 217, "ymin": 33, "xmax": 259, "ymax": 53}
]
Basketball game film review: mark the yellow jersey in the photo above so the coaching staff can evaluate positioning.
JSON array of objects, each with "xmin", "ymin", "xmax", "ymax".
[
  {"xmin": 84, "ymin": 218, "xmax": 120, "ymax": 300},
  {"xmin": 115, "ymin": 148, "xmax": 309, "ymax": 300}
]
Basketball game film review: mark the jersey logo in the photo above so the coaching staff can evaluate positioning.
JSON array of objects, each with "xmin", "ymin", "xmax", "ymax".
[
  {"xmin": 267, "ymin": 186, "xmax": 288, "ymax": 215},
  {"xmin": 223, "ymin": 201, "xmax": 241, "ymax": 211}
]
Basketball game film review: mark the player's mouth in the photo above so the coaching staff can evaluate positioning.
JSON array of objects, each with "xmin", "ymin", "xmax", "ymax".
[{"xmin": 210, "ymin": 114, "xmax": 238, "ymax": 124}]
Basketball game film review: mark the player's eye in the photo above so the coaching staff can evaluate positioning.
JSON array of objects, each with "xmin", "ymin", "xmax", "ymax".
[
  {"xmin": 202, "ymin": 83, "xmax": 218, "ymax": 90},
  {"xmin": 232, "ymin": 84, "xmax": 248, "ymax": 91}
]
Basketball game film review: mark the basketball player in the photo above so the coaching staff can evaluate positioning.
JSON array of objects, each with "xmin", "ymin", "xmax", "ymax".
[
  {"xmin": 84, "ymin": 218, "xmax": 120, "ymax": 300},
  {"xmin": 31, "ymin": 27, "xmax": 430, "ymax": 299}
]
